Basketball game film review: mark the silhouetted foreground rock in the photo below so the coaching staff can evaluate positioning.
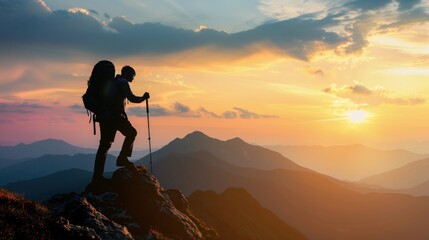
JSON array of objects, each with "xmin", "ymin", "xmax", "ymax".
[{"xmin": 46, "ymin": 166, "xmax": 216, "ymax": 239}]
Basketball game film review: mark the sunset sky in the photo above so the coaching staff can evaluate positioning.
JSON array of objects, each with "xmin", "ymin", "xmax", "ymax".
[{"xmin": 1, "ymin": 0, "xmax": 429, "ymax": 152}]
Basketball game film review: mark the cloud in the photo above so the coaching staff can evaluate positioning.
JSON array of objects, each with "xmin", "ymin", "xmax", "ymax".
[
  {"xmin": 377, "ymin": 7, "xmax": 429, "ymax": 31},
  {"xmin": 233, "ymin": 107, "xmax": 278, "ymax": 119},
  {"xmin": 0, "ymin": 0, "xmax": 347, "ymax": 61},
  {"xmin": 0, "ymin": 69, "xmax": 48, "ymax": 93},
  {"xmin": 347, "ymin": 0, "xmax": 392, "ymax": 11},
  {"xmin": 46, "ymin": 116, "xmax": 76, "ymax": 123},
  {"xmin": 222, "ymin": 111, "xmax": 238, "ymax": 119},
  {"xmin": 127, "ymin": 102, "xmax": 278, "ymax": 119},
  {"xmin": 69, "ymin": 104, "xmax": 86, "ymax": 114},
  {"xmin": 128, "ymin": 104, "xmax": 170, "ymax": 117},
  {"xmin": 0, "ymin": 102, "xmax": 51, "ymax": 114},
  {"xmin": 323, "ymin": 81, "xmax": 426, "ymax": 106},
  {"xmin": 2, "ymin": 0, "xmax": 428, "ymax": 64},
  {"xmin": 397, "ymin": 0, "xmax": 422, "ymax": 11},
  {"xmin": 173, "ymin": 102, "xmax": 191, "ymax": 114},
  {"xmin": 128, "ymin": 102, "xmax": 200, "ymax": 118},
  {"xmin": 324, "ymin": 81, "xmax": 373, "ymax": 95},
  {"xmin": 259, "ymin": 0, "xmax": 329, "ymax": 20},
  {"xmin": 303, "ymin": 65, "xmax": 325, "ymax": 76}
]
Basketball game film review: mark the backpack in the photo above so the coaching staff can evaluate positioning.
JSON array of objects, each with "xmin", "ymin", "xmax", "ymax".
[
  {"xmin": 82, "ymin": 60, "xmax": 115, "ymax": 135},
  {"xmin": 82, "ymin": 86, "xmax": 103, "ymax": 135},
  {"xmin": 82, "ymin": 85, "xmax": 104, "ymax": 115}
]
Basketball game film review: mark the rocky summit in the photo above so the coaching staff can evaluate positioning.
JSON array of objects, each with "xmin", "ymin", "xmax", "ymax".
[{"xmin": 45, "ymin": 166, "xmax": 216, "ymax": 240}]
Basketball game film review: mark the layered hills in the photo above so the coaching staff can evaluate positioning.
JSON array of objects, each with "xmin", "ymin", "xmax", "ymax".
[{"xmin": 268, "ymin": 145, "xmax": 427, "ymax": 181}]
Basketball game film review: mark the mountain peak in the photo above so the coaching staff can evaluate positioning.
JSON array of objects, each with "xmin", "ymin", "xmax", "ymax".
[
  {"xmin": 226, "ymin": 137, "xmax": 246, "ymax": 144},
  {"xmin": 183, "ymin": 131, "xmax": 212, "ymax": 141},
  {"xmin": 34, "ymin": 138, "xmax": 68, "ymax": 145}
]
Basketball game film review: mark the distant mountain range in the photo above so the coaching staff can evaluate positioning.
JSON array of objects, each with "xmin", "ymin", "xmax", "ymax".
[
  {"xmin": 400, "ymin": 179, "xmax": 429, "ymax": 196},
  {"xmin": 137, "ymin": 131, "xmax": 308, "ymax": 172},
  {"xmin": 0, "ymin": 139, "xmax": 95, "ymax": 159},
  {"xmin": 359, "ymin": 157, "xmax": 429, "ymax": 189},
  {"xmin": 0, "ymin": 154, "xmax": 117, "ymax": 186},
  {"xmin": 267, "ymin": 145, "xmax": 428, "ymax": 181},
  {"xmin": 0, "ymin": 139, "xmax": 148, "ymax": 168}
]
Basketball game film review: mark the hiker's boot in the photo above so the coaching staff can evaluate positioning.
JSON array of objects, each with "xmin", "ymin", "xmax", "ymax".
[{"xmin": 116, "ymin": 155, "xmax": 134, "ymax": 167}]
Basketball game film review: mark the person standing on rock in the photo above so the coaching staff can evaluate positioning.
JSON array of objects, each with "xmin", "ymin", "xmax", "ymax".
[{"xmin": 92, "ymin": 64, "xmax": 150, "ymax": 184}]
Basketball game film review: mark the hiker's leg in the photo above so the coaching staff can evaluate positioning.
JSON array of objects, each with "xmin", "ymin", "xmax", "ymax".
[
  {"xmin": 93, "ymin": 141, "xmax": 111, "ymax": 181},
  {"xmin": 93, "ymin": 121, "xmax": 116, "ymax": 182},
  {"xmin": 117, "ymin": 118, "xmax": 137, "ymax": 157}
]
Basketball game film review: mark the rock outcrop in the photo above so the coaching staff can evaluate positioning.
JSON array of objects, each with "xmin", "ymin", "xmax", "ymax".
[{"xmin": 46, "ymin": 166, "xmax": 216, "ymax": 240}]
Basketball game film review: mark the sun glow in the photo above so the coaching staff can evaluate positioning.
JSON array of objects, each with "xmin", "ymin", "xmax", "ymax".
[{"xmin": 346, "ymin": 110, "xmax": 369, "ymax": 123}]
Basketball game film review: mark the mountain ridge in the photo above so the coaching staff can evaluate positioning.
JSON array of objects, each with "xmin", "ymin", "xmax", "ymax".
[
  {"xmin": 137, "ymin": 130, "xmax": 309, "ymax": 172},
  {"xmin": 0, "ymin": 139, "xmax": 95, "ymax": 159},
  {"xmin": 359, "ymin": 157, "xmax": 429, "ymax": 189},
  {"xmin": 0, "ymin": 154, "xmax": 117, "ymax": 185}
]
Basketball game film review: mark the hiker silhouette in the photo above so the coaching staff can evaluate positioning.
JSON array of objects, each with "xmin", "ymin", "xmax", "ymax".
[{"xmin": 90, "ymin": 61, "xmax": 150, "ymax": 184}]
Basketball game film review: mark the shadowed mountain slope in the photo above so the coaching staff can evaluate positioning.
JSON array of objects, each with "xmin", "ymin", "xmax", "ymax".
[
  {"xmin": 189, "ymin": 188, "xmax": 308, "ymax": 240},
  {"xmin": 4, "ymin": 169, "xmax": 93, "ymax": 201}
]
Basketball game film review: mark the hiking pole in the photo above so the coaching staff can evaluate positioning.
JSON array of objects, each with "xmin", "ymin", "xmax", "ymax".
[{"xmin": 146, "ymin": 98, "xmax": 153, "ymax": 174}]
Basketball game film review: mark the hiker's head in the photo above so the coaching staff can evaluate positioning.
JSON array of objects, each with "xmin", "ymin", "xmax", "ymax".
[
  {"xmin": 121, "ymin": 66, "xmax": 136, "ymax": 82},
  {"xmin": 90, "ymin": 60, "xmax": 115, "ymax": 84}
]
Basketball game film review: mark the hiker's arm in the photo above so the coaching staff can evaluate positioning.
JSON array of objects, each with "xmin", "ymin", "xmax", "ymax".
[{"xmin": 124, "ymin": 82, "xmax": 146, "ymax": 103}]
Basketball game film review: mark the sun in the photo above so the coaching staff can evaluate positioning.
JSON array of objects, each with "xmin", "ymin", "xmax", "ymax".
[{"xmin": 346, "ymin": 110, "xmax": 369, "ymax": 123}]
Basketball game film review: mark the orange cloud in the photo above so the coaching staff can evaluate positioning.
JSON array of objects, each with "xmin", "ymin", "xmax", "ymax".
[{"xmin": 323, "ymin": 81, "xmax": 426, "ymax": 107}]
